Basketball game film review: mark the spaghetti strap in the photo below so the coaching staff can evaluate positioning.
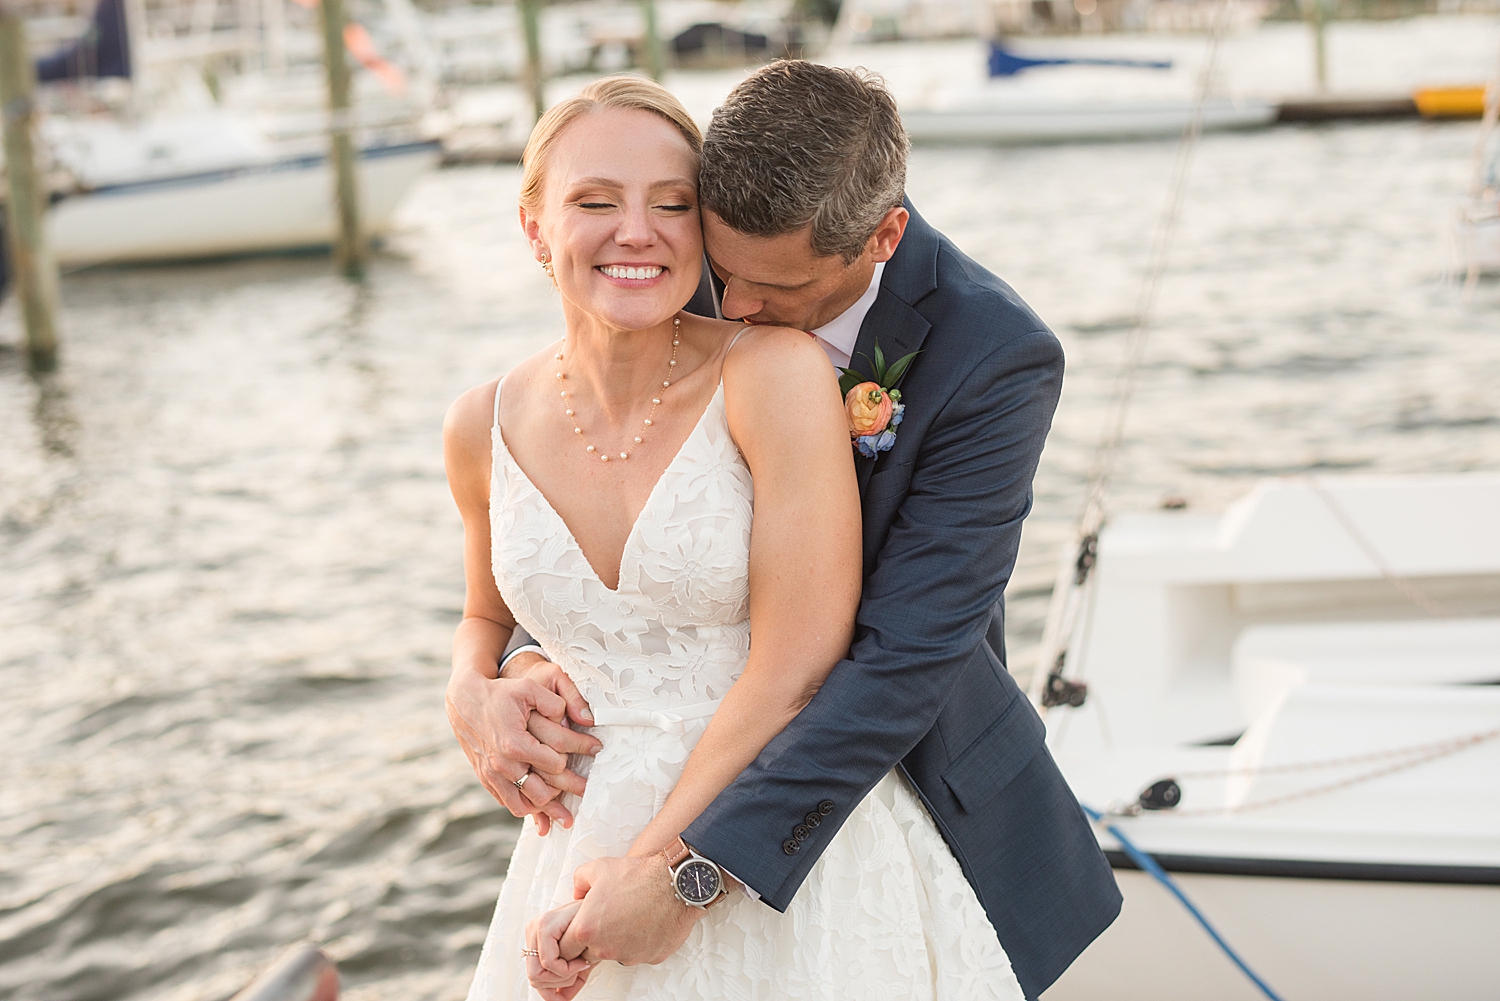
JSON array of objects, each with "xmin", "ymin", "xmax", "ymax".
[
  {"xmin": 492, "ymin": 378, "xmax": 503, "ymax": 429},
  {"xmin": 718, "ymin": 324, "xmax": 755, "ymax": 389}
]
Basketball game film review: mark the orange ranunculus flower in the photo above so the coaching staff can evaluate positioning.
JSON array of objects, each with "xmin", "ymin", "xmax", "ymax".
[{"xmin": 844, "ymin": 382, "xmax": 893, "ymax": 438}]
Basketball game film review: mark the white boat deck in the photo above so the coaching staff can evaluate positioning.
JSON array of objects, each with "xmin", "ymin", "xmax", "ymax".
[{"xmin": 1043, "ymin": 474, "xmax": 1500, "ymax": 1000}]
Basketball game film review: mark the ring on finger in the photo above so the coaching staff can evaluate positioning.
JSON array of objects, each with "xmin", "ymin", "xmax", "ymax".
[
  {"xmin": 514, "ymin": 771, "xmax": 531, "ymax": 790},
  {"xmin": 521, "ymin": 948, "xmax": 540, "ymax": 958}
]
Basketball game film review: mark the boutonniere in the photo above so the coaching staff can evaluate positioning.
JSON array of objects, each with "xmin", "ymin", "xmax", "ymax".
[{"xmin": 838, "ymin": 342, "xmax": 918, "ymax": 459}]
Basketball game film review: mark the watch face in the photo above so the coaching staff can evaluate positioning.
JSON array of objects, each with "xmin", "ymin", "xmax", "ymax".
[{"xmin": 675, "ymin": 859, "xmax": 721, "ymax": 904}]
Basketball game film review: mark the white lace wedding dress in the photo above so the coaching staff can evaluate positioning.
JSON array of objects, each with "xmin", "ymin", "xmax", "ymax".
[{"xmin": 467, "ymin": 377, "xmax": 1024, "ymax": 1001}]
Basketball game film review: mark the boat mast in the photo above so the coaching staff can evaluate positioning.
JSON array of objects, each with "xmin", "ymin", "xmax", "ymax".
[{"xmin": 122, "ymin": 0, "xmax": 148, "ymax": 114}]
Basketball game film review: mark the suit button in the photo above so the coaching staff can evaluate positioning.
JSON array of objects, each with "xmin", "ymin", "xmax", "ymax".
[
  {"xmin": 782, "ymin": 838, "xmax": 800, "ymax": 855},
  {"xmin": 804, "ymin": 812, "xmax": 821, "ymax": 829},
  {"xmin": 818, "ymin": 800, "xmax": 835, "ymax": 816},
  {"xmin": 793, "ymin": 824, "xmax": 811, "ymax": 841}
]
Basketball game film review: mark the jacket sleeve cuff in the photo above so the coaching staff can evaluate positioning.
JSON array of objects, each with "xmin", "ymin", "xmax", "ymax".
[{"xmin": 498, "ymin": 643, "xmax": 543, "ymax": 673}]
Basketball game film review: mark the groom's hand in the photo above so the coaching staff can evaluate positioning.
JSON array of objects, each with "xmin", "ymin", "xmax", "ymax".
[
  {"xmin": 446, "ymin": 653, "xmax": 601, "ymax": 834},
  {"xmin": 560, "ymin": 855, "xmax": 705, "ymax": 966}
]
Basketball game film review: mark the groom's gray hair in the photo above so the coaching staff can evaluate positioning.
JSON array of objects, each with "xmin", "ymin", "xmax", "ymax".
[{"xmin": 700, "ymin": 61, "xmax": 909, "ymax": 263}]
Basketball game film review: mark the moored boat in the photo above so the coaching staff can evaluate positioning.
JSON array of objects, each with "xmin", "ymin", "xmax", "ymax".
[
  {"xmin": 45, "ymin": 114, "xmax": 439, "ymax": 266},
  {"xmin": 1039, "ymin": 474, "xmax": 1500, "ymax": 1001},
  {"xmin": 902, "ymin": 94, "xmax": 1275, "ymax": 144}
]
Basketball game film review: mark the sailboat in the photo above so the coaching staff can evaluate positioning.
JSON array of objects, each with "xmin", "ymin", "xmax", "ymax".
[
  {"xmin": 1037, "ymin": 475, "xmax": 1500, "ymax": 1000},
  {"xmin": 1013, "ymin": 28, "xmax": 1500, "ymax": 998},
  {"xmin": 901, "ymin": 41, "xmax": 1275, "ymax": 145},
  {"xmin": 30, "ymin": 0, "xmax": 439, "ymax": 268}
]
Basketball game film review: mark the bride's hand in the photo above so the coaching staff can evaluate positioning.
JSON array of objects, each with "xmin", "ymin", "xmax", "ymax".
[
  {"xmin": 446, "ymin": 653, "xmax": 601, "ymax": 836},
  {"xmin": 526, "ymin": 900, "xmax": 594, "ymax": 999}
]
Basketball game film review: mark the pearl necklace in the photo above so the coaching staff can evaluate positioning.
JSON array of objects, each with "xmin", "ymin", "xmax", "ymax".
[{"xmin": 557, "ymin": 317, "xmax": 679, "ymax": 463}]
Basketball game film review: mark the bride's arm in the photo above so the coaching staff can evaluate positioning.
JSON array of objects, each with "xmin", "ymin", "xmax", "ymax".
[
  {"xmin": 444, "ymin": 380, "xmax": 598, "ymax": 834},
  {"xmin": 628, "ymin": 327, "xmax": 862, "ymax": 859}
]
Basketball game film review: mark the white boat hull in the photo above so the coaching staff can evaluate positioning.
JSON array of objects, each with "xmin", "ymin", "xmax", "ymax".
[
  {"xmin": 1038, "ymin": 475, "xmax": 1500, "ymax": 999},
  {"xmin": 48, "ymin": 141, "xmax": 440, "ymax": 267},
  {"xmin": 903, "ymin": 99, "xmax": 1276, "ymax": 144},
  {"xmin": 1045, "ymin": 868, "xmax": 1500, "ymax": 1001}
]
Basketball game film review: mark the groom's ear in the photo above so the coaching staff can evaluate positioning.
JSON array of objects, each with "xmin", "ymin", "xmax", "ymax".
[{"xmin": 868, "ymin": 206, "xmax": 910, "ymax": 264}]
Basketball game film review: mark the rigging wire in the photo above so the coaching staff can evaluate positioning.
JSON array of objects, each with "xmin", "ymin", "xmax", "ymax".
[
  {"xmin": 1029, "ymin": 0, "xmax": 1238, "ymax": 709},
  {"xmin": 1304, "ymin": 475, "xmax": 1454, "ymax": 618}
]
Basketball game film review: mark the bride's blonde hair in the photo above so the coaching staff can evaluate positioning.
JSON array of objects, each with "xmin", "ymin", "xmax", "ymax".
[{"xmin": 519, "ymin": 76, "xmax": 704, "ymax": 213}]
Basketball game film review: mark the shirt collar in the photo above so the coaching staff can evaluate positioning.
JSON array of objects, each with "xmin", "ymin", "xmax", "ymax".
[{"xmin": 810, "ymin": 261, "xmax": 885, "ymax": 364}]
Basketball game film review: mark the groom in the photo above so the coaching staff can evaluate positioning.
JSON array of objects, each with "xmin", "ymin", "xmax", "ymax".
[{"xmin": 449, "ymin": 60, "xmax": 1120, "ymax": 998}]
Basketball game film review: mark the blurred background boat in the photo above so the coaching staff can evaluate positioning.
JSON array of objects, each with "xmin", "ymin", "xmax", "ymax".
[
  {"xmin": 902, "ymin": 95, "xmax": 1274, "ymax": 141},
  {"xmin": 11, "ymin": 0, "xmax": 440, "ymax": 266},
  {"xmin": 900, "ymin": 40, "xmax": 1273, "ymax": 143}
]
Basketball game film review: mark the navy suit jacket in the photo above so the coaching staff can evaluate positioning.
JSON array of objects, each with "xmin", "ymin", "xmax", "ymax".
[
  {"xmin": 509, "ymin": 202, "xmax": 1121, "ymax": 997},
  {"xmin": 683, "ymin": 201, "xmax": 1120, "ymax": 998}
]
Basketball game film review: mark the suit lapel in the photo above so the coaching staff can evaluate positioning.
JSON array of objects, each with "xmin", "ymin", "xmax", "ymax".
[
  {"xmin": 851, "ymin": 295, "xmax": 930, "ymax": 493},
  {"xmin": 850, "ymin": 201, "xmax": 940, "ymax": 493}
]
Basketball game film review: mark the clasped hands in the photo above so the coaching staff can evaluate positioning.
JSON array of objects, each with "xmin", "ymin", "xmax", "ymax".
[
  {"xmin": 446, "ymin": 652, "xmax": 706, "ymax": 997},
  {"xmin": 523, "ymin": 852, "xmax": 706, "ymax": 998},
  {"xmin": 446, "ymin": 650, "xmax": 601, "ymax": 835}
]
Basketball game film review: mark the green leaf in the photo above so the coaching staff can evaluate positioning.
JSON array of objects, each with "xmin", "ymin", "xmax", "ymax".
[
  {"xmin": 873, "ymin": 342, "xmax": 887, "ymax": 379},
  {"xmin": 838, "ymin": 371, "xmax": 863, "ymax": 397},
  {"xmin": 883, "ymin": 350, "xmax": 920, "ymax": 388}
]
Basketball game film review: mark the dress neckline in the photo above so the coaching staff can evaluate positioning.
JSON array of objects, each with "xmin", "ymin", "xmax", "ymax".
[{"xmin": 493, "ymin": 381, "xmax": 725, "ymax": 594}]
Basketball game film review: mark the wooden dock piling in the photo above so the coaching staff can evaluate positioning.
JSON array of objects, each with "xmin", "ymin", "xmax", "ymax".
[
  {"xmin": 519, "ymin": 0, "xmax": 545, "ymax": 124},
  {"xmin": 0, "ymin": 11, "xmax": 60, "ymax": 371},
  {"xmin": 317, "ymin": 0, "xmax": 365, "ymax": 279},
  {"xmin": 640, "ymin": 0, "xmax": 663, "ymax": 81},
  {"xmin": 1306, "ymin": 0, "xmax": 1328, "ymax": 91}
]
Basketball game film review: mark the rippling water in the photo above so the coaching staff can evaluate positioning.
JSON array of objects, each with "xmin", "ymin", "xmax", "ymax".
[{"xmin": 5, "ymin": 18, "xmax": 1500, "ymax": 1001}]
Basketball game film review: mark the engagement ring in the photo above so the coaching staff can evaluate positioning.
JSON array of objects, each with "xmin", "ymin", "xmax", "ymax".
[
  {"xmin": 521, "ymin": 949, "xmax": 540, "ymax": 958},
  {"xmin": 514, "ymin": 772, "xmax": 531, "ymax": 790}
]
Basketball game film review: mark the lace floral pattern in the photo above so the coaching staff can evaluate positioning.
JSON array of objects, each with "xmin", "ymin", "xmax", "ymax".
[{"xmin": 469, "ymin": 382, "xmax": 1023, "ymax": 1001}]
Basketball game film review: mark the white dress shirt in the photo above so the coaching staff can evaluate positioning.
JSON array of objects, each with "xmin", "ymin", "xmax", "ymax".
[{"xmin": 809, "ymin": 261, "xmax": 885, "ymax": 369}]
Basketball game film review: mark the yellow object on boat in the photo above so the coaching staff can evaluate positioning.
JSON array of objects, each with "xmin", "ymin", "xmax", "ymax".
[{"xmin": 1412, "ymin": 85, "xmax": 1488, "ymax": 118}]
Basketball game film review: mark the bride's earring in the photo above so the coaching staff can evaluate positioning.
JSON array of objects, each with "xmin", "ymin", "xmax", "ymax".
[{"xmin": 540, "ymin": 253, "xmax": 554, "ymax": 279}]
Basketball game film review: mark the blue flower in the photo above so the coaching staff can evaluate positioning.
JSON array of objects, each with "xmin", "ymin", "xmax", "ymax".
[
  {"xmin": 889, "ymin": 404, "xmax": 905, "ymax": 428},
  {"xmin": 855, "ymin": 429, "xmax": 898, "ymax": 458}
]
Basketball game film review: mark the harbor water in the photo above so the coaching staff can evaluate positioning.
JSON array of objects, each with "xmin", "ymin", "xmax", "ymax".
[{"xmin": 4, "ymin": 19, "xmax": 1500, "ymax": 1001}]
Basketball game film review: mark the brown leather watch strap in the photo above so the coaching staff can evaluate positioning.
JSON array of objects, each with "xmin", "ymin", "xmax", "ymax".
[{"xmin": 663, "ymin": 836, "xmax": 692, "ymax": 870}]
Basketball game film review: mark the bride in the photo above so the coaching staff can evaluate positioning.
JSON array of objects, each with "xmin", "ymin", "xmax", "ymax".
[{"xmin": 443, "ymin": 76, "xmax": 1024, "ymax": 1000}]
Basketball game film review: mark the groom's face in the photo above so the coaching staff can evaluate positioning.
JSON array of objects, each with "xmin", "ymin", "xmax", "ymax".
[{"xmin": 703, "ymin": 212, "xmax": 878, "ymax": 332}]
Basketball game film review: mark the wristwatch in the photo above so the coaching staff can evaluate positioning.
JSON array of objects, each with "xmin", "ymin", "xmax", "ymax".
[{"xmin": 664, "ymin": 837, "xmax": 730, "ymax": 909}]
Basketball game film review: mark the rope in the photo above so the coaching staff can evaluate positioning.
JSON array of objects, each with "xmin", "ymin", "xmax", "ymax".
[
  {"xmin": 1108, "ymin": 726, "xmax": 1500, "ymax": 817},
  {"xmin": 1078, "ymin": 0, "xmax": 1236, "ymax": 535},
  {"xmin": 1029, "ymin": 0, "xmax": 1238, "ymax": 709},
  {"xmin": 1172, "ymin": 726, "xmax": 1500, "ymax": 779},
  {"xmin": 1304, "ymin": 476, "xmax": 1453, "ymax": 618},
  {"xmin": 1083, "ymin": 805, "xmax": 1288, "ymax": 1001}
]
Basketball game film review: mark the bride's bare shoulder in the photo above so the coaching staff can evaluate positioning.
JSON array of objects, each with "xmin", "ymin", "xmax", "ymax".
[
  {"xmin": 720, "ymin": 324, "xmax": 844, "ymax": 450},
  {"xmin": 722, "ymin": 324, "xmax": 837, "ymax": 391},
  {"xmin": 443, "ymin": 345, "xmax": 556, "ymax": 466}
]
